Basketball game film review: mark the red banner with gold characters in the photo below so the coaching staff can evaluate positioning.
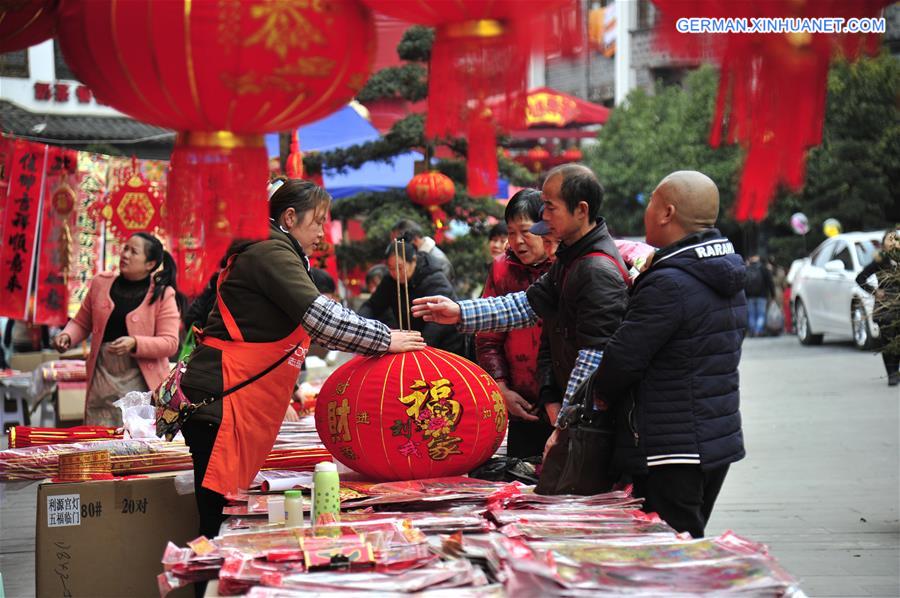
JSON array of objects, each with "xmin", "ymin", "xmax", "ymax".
[
  {"xmin": 0, "ymin": 140, "xmax": 47, "ymax": 320},
  {"xmin": 34, "ymin": 147, "xmax": 79, "ymax": 326}
]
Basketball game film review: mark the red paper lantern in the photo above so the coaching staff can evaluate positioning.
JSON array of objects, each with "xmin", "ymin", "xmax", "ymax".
[
  {"xmin": 562, "ymin": 147, "xmax": 583, "ymax": 163},
  {"xmin": 315, "ymin": 348, "xmax": 508, "ymax": 481},
  {"xmin": 406, "ymin": 171, "xmax": 455, "ymax": 242},
  {"xmin": 0, "ymin": 0, "xmax": 57, "ymax": 53},
  {"xmin": 524, "ymin": 146, "xmax": 551, "ymax": 173},
  {"xmin": 56, "ymin": 0, "xmax": 375, "ymax": 293},
  {"xmin": 362, "ymin": 0, "xmax": 576, "ymax": 197}
]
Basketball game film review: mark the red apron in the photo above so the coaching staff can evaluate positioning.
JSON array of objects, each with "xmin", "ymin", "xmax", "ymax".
[{"xmin": 198, "ymin": 261, "xmax": 310, "ymax": 496}]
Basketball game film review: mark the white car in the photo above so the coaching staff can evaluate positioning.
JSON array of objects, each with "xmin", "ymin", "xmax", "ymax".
[{"xmin": 791, "ymin": 230, "xmax": 885, "ymax": 350}]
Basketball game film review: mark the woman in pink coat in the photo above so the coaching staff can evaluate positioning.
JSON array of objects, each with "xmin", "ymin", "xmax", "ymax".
[{"xmin": 53, "ymin": 233, "xmax": 181, "ymax": 426}]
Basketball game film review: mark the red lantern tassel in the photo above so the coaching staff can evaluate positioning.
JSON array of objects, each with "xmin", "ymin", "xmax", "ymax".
[
  {"xmin": 165, "ymin": 133, "xmax": 269, "ymax": 296},
  {"xmin": 467, "ymin": 112, "xmax": 498, "ymax": 198}
]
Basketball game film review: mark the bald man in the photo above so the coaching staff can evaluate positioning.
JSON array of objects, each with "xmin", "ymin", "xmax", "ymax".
[{"xmin": 589, "ymin": 170, "xmax": 748, "ymax": 538}]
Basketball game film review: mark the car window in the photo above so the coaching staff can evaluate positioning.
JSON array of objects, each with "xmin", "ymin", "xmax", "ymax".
[
  {"xmin": 855, "ymin": 240, "xmax": 881, "ymax": 269},
  {"xmin": 812, "ymin": 241, "xmax": 835, "ymax": 267},
  {"xmin": 833, "ymin": 245, "xmax": 853, "ymax": 271}
]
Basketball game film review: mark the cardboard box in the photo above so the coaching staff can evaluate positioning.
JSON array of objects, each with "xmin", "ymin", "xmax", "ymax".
[
  {"xmin": 9, "ymin": 350, "xmax": 58, "ymax": 373},
  {"xmin": 36, "ymin": 474, "xmax": 198, "ymax": 598},
  {"xmin": 56, "ymin": 382, "xmax": 86, "ymax": 423}
]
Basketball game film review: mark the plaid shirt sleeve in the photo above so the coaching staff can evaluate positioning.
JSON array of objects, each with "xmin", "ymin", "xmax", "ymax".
[
  {"xmin": 557, "ymin": 348, "xmax": 604, "ymax": 426},
  {"xmin": 457, "ymin": 291, "xmax": 538, "ymax": 334},
  {"xmin": 302, "ymin": 296, "xmax": 390, "ymax": 355}
]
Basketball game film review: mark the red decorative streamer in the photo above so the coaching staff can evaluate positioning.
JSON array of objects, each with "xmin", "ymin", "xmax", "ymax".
[{"xmin": 652, "ymin": 0, "xmax": 892, "ymax": 221}]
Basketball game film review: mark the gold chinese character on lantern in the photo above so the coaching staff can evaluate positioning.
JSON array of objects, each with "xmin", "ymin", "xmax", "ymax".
[
  {"xmin": 327, "ymin": 398, "xmax": 351, "ymax": 443},
  {"xmin": 396, "ymin": 378, "xmax": 464, "ymax": 462}
]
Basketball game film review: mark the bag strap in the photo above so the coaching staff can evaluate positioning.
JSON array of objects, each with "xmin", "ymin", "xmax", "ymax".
[{"xmin": 561, "ymin": 251, "xmax": 632, "ymax": 292}]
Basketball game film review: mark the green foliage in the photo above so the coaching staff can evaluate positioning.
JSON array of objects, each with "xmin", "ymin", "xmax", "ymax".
[
  {"xmin": 585, "ymin": 65, "xmax": 743, "ymax": 238},
  {"xmin": 357, "ymin": 63, "xmax": 428, "ymax": 103},
  {"xmin": 396, "ymin": 26, "xmax": 434, "ymax": 62},
  {"xmin": 767, "ymin": 51, "xmax": 900, "ymax": 263}
]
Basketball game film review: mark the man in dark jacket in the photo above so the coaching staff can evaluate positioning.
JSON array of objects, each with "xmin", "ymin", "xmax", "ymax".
[
  {"xmin": 590, "ymin": 170, "xmax": 747, "ymax": 538},
  {"xmin": 360, "ymin": 242, "xmax": 466, "ymax": 356},
  {"xmin": 411, "ymin": 164, "xmax": 630, "ymax": 458},
  {"xmin": 744, "ymin": 255, "xmax": 775, "ymax": 337}
]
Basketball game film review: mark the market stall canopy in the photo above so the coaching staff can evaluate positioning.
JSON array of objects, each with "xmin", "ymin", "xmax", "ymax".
[
  {"xmin": 265, "ymin": 105, "xmax": 422, "ymax": 199},
  {"xmin": 495, "ymin": 87, "xmax": 611, "ymax": 139}
]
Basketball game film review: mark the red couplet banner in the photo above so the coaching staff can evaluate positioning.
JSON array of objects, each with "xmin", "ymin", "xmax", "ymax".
[
  {"xmin": 0, "ymin": 140, "xmax": 47, "ymax": 320},
  {"xmin": 34, "ymin": 147, "xmax": 79, "ymax": 326}
]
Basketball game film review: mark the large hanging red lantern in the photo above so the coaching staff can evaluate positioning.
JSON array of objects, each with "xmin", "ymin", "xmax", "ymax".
[
  {"xmin": 315, "ymin": 348, "xmax": 507, "ymax": 481},
  {"xmin": 652, "ymin": 0, "xmax": 891, "ymax": 221},
  {"xmin": 56, "ymin": 0, "xmax": 375, "ymax": 294},
  {"xmin": 406, "ymin": 170, "xmax": 455, "ymax": 243},
  {"xmin": 362, "ymin": 0, "xmax": 578, "ymax": 197},
  {"xmin": 0, "ymin": 0, "xmax": 58, "ymax": 53}
]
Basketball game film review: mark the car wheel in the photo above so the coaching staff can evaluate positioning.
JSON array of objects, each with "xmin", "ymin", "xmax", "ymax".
[
  {"xmin": 795, "ymin": 300, "xmax": 823, "ymax": 346},
  {"xmin": 851, "ymin": 301, "xmax": 874, "ymax": 350}
]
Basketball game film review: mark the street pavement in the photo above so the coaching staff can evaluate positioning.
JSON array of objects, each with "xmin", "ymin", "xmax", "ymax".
[
  {"xmin": 1, "ymin": 335, "xmax": 898, "ymax": 597},
  {"xmin": 708, "ymin": 336, "xmax": 899, "ymax": 597}
]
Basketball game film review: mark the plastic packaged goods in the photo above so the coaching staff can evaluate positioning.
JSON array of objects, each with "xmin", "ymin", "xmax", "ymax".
[
  {"xmin": 267, "ymin": 496, "xmax": 285, "ymax": 524},
  {"xmin": 284, "ymin": 491, "xmax": 304, "ymax": 528}
]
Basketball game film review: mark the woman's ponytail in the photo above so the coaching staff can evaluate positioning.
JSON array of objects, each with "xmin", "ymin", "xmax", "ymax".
[{"xmin": 134, "ymin": 232, "xmax": 186, "ymax": 310}]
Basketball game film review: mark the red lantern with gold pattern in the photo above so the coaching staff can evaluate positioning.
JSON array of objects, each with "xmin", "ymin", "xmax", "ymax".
[
  {"xmin": 56, "ymin": 0, "xmax": 375, "ymax": 293},
  {"xmin": 0, "ymin": 0, "xmax": 58, "ymax": 53},
  {"xmin": 315, "ymin": 348, "xmax": 507, "ymax": 481},
  {"xmin": 406, "ymin": 171, "xmax": 455, "ymax": 243},
  {"xmin": 362, "ymin": 0, "xmax": 577, "ymax": 197}
]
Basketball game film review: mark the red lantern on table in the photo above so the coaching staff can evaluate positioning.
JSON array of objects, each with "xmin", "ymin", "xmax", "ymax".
[
  {"xmin": 315, "ymin": 348, "xmax": 507, "ymax": 481},
  {"xmin": 56, "ymin": 0, "xmax": 375, "ymax": 294},
  {"xmin": 406, "ymin": 171, "xmax": 455, "ymax": 243},
  {"xmin": 0, "ymin": 0, "xmax": 58, "ymax": 53},
  {"xmin": 362, "ymin": 0, "xmax": 577, "ymax": 197}
]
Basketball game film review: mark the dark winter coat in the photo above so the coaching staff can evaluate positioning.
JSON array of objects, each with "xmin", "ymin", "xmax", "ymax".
[
  {"xmin": 525, "ymin": 220, "xmax": 629, "ymax": 395},
  {"xmin": 856, "ymin": 252, "xmax": 900, "ymax": 326},
  {"xmin": 360, "ymin": 252, "xmax": 465, "ymax": 355},
  {"xmin": 591, "ymin": 229, "xmax": 747, "ymax": 474}
]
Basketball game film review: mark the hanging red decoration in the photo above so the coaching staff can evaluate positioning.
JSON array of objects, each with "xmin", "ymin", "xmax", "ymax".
[
  {"xmin": 0, "ymin": 0, "xmax": 58, "ymax": 53},
  {"xmin": 362, "ymin": 0, "xmax": 578, "ymax": 197},
  {"xmin": 523, "ymin": 146, "xmax": 551, "ymax": 173},
  {"xmin": 652, "ymin": 0, "xmax": 892, "ymax": 221},
  {"xmin": 315, "ymin": 347, "xmax": 507, "ymax": 481},
  {"xmin": 561, "ymin": 147, "xmax": 583, "ymax": 163},
  {"xmin": 406, "ymin": 171, "xmax": 455, "ymax": 243},
  {"xmin": 56, "ymin": 0, "xmax": 376, "ymax": 294},
  {"xmin": 105, "ymin": 171, "xmax": 163, "ymax": 242}
]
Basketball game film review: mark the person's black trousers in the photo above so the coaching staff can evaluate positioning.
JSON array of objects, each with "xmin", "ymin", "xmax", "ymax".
[
  {"xmin": 632, "ymin": 464, "xmax": 730, "ymax": 538},
  {"xmin": 181, "ymin": 419, "xmax": 228, "ymax": 598}
]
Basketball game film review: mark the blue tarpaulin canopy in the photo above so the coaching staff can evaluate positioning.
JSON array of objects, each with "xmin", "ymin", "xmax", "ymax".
[{"xmin": 266, "ymin": 106, "xmax": 421, "ymax": 199}]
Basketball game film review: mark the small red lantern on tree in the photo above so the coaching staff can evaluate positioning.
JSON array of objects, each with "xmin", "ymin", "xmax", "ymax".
[
  {"xmin": 0, "ymin": 0, "xmax": 58, "ymax": 53},
  {"xmin": 315, "ymin": 347, "xmax": 507, "ymax": 481},
  {"xmin": 523, "ymin": 146, "xmax": 551, "ymax": 173},
  {"xmin": 56, "ymin": 0, "xmax": 375, "ymax": 294},
  {"xmin": 406, "ymin": 171, "xmax": 455, "ymax": 243},
  {"xmin": 562, "ymin": 147, "xmax": 583, "ymax": 163}
]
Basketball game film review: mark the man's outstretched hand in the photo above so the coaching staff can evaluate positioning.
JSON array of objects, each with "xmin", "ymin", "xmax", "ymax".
[{"xmin": 411, "ymin": 296, "xmax": 461, "ymax": 325}]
